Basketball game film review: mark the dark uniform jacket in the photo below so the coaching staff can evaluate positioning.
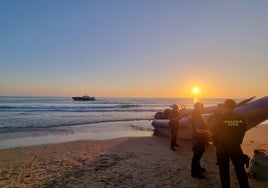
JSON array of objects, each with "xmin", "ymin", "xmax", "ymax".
[
  {"xmin": 216, "ymin": 111, "xmax": 247, "ymax": 151},
  {"xmin": 190, "ymin": 112, "xmax": 207, "ymax": 142},
  {"xmin": 169, "ymin": 110, "xmax": 180, "ymax": 127}
]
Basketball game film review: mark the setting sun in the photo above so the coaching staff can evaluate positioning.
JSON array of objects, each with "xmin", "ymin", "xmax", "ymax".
[{"xmin": 192, "ymin": 87, "xmax": 200, "ymax": 95}]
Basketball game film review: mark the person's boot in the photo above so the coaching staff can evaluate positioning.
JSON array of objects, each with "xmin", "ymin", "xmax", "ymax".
[
  {"xmin": 191, "ymin": 172, "xmax": 205, "ymax": 179},
  {"xmin": 199, "ymin": 167, "xmax": 206, "ymax": 173},
  {"xmin": 191, "ymin": 169, "xmax": 205, "ymax": 179},
  {"xmin": 170, "ymin": 146, "xmax": 176, "ymax": 151}
]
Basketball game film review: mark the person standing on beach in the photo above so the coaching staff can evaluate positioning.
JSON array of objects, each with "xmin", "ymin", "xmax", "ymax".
[
  {"xmin": 208, "ymin": 103, "xmax": 225, "ymax": 146},
  {"xmin": 190, "ymin": 102, "xmax": 211, "ymax": 179},
  {"xmin": 214, "ymin": 99, "xmax": 249, "ymax": 188},
  {"xmin": 169, "ymin": 104, "xmax": 180, "ymax": 151}
]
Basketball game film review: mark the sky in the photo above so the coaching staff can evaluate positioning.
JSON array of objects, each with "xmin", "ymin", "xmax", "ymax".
[{"xmin": 0, "ymin": 0, "xmax": 268, "ymax": 98}]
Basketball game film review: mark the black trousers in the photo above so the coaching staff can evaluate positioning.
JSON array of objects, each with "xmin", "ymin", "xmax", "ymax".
[
  {"xmin": 216, "ymin": 146, "xmax": 249, "ymax": 188},
  {"xmin": 191, "ymin": 141, "xmax": 206, "ymax": 174},
  {"xmin": 170, "ymin": 124, "xmax": 178, "ymax": 147}
]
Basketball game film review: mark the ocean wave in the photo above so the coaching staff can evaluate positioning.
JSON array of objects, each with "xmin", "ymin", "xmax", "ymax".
[
  {"xmin": 0, "ymin": 97, "xmax": 225, "ymax": 134},
  {"xmin": 116, "ymin": 104, "xmax": 143, "ymax": 108},
  {"xmin": 0, "ymin": 118, "xmax": 152, "ymax": 132},
  {"xmin": 0, "ymin": 104, "xmax": 154, "ymax": 113}
]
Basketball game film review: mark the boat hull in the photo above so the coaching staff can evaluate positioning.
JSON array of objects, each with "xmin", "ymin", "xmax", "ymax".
[
  {"xmin": 152, "ymin": 96, "xmax": 268, "ymax": 140},
  {"xmin": 72, "ymin": 97, "xmax": 95, "ymax": 101}
]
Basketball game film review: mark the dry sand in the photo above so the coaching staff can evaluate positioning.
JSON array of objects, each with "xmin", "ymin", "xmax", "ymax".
[{"xmin": 1, "ymin": 130, "xmax": 268, "ymax": 188}]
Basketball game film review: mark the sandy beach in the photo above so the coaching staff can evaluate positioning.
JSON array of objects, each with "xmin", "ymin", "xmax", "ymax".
[{"xmin": 1, "ymin": 124, "xmax": 268, "ymax": 188}]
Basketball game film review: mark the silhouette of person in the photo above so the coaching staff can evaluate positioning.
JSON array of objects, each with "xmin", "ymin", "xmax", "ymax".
[
  {"xmin": 214, "ymin": 99, "xmax": 249, "ymax": 188},
  {"xmin": 169, "ymin": 104, "xmax": 180, "ymax": 151},
  {"xmin": 190, "ymin": 102, "xmax": 211, "ymax": 179},
  {"xmin": 208, "ymin": 103, "xmax": 225, "ymax": 146}
]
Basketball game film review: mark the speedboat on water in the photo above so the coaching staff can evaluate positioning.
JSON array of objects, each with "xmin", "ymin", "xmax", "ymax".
[{"xmin": 72, "ymin": 95, "xmax": 95, "ymax": 101}]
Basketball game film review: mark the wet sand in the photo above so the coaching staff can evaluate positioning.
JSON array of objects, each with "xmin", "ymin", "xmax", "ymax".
[{"xmin": 0, "ymin": 124, "xmax": 268, "ymax": 188}]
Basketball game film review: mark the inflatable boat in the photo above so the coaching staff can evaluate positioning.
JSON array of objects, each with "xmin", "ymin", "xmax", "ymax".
[{"xmin": 152, "ymin": 96, "xmax": 268, "ymax": 140}]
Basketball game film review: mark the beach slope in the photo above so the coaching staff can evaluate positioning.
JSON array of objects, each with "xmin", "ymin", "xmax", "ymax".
[{"xmin": 1, "ymin": 135, "xmax": 268, "ymax": 188}]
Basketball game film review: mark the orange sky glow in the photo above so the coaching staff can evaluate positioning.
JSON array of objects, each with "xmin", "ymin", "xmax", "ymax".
[{"xmin": 1, "ymin": 1, "xmax": 268, "ymax": 99}]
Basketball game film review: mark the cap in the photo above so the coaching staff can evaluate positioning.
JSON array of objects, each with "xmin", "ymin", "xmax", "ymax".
[{"xmin": 224, "ymin": 99, "xmax": 236, "ymax": 109}]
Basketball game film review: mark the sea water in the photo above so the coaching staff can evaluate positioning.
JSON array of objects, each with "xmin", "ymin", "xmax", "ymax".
[{"xmin": 0, "ymin": 96, "xmax": 251, "ymax": 148}]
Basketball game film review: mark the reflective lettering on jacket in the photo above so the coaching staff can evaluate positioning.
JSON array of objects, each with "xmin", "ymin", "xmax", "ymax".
[{"xmin": 224, "ymin": 120, "xmax": 243, "ymax": 127}]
